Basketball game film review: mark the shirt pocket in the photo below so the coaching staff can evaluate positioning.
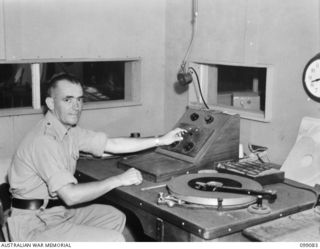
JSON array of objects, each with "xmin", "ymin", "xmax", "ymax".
[
  {"xmin": 71, "ymin": 149, "xmax": 79, "ymax": 161},
  {"xmin": 69, "ymin": 148, "xmax": 79, "ymax": 172}
]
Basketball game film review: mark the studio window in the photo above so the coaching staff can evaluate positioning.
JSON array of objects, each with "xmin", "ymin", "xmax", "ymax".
[
  {"xmin": 0, "ymin": 64, "xmax": 32, "ymax": 109},
  {"xmin": 40, "ymin": 61, "xmax": 125, "ymax": 104},
  {"xmin": 188, "ymin": 62, "xmax": 273, "ymax": 122},
  {"xmin": 0, "ymin": 59, "xmax": 141, "ymax": 114}
]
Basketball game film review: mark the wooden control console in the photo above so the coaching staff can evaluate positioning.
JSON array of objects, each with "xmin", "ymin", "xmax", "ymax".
[{"xmin": 118, "ymin": 107, "xmax": 240, "ymax": 182}]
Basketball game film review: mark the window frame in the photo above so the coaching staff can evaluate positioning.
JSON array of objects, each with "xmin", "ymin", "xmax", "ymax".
[
  {"xmin": 0, "ymin": 58, "xmax": 142, "ymax": 117},
  {"xmin": 188, "ymin": 61, "xmax": 274, "ymax": 122}
]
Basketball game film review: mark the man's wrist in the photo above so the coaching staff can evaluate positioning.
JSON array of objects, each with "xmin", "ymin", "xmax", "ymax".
[
  {"xmin": 155, "ymin": 137, "xmax": 160, "ymax": 146},
  {"xmin": 111, "ymin": 175, "xmax": 123, "ymax": 188}
]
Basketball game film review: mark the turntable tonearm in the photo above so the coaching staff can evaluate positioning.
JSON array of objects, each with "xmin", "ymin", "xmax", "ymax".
[
  {"xmin": 157, "ymin": 173, "xmax": 277, "ymax": 213},
  {"xmin": 118, "ymin": 107, "xmax": 240, "ymax": 182}
]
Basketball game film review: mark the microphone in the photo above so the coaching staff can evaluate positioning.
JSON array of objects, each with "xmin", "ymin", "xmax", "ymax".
[{"xmin": 177, "ymin": 71, "xmax": 193, "ymax": 86}]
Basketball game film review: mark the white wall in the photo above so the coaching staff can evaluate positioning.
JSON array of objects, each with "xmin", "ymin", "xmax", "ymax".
[
  {"xmin": 165, "ymin": 0, "xmax": 320, "ymax": 164},
  {"xmin": 1, "ymin": 0, "xmax": 320, "ymax": 181},
  {"xmin": 0, "ymin": 0, "xmax": 168, "ymax": 180}
]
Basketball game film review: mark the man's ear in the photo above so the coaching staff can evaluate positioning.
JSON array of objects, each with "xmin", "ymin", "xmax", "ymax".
[{"xmin": 45, "ymin": 97, "xmax": 54, "ymax": 111}]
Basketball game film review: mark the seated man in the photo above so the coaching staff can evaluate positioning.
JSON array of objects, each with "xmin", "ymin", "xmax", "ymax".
[{"xmin": 7, "ymin": 73, "xmax": 185, "ymax": 242}]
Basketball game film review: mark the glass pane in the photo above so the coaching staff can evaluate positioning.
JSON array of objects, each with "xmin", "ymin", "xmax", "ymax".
[
  {"xmin": 217, "ymin": 65, "xmax": 266, "ymax": 112},
  {"xmin": 0, "ymin": 64, "xmax": 32, "ymax": 109},
  {"xmin": 40, "ymin": 61, "xmax": 125, "ymax": 104}
]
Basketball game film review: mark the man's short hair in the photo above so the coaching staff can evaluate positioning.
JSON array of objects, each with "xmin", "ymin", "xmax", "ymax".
[
  {"xmin": 46, "ymin": 72, "xmax": 83, "ymax": 98},
  {"xmin": 43, "ymin": 72, "xmax": 83, "ymax": 114}
]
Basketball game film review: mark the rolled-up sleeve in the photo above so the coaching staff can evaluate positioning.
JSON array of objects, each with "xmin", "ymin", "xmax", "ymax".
[
  {"xmin": 32, "ymin": 136, "xmax": 78, "ymax": 197},
  {"xmin": 73, "ymin": 127, "xmax": 108, "ymax": 157},
  {"xmin": 47, "ymin": 170, "xmax": 78, "ymax": 194}
]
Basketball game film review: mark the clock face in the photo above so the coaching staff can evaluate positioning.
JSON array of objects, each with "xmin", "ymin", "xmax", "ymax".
[{"xmin": 303, "ymin": 54, "xmax": 320, "ymax": 101}]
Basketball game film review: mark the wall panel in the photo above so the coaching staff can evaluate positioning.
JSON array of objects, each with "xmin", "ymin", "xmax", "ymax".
[
  {"xmin": 4, "ymin": 0, "xmax": 165, "ymax": 60},
  {"xmin": 0, "ymin": 0, "xmax": 6, "ymax": 59},
  {"xmin": 194, "ymin": 0, "xmax": 247, "ymax": 63},
  {"xmin": 0, "ymin": 0, "xmax": 167, "ymax": 164},
  {"xmin": 0, "ymin": 116, "xmax": 14, "ymax": 158},
  {"xmin": 165, "ymin": 0, "xmax": 320, "ymax": 164}
]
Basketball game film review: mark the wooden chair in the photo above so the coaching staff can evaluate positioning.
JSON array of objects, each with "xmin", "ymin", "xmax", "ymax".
[{"xmin": 0, "ymin": 183, "xmax": 11, "ymax": 241}]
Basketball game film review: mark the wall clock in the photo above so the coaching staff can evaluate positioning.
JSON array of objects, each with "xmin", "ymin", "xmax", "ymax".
[{"xmin": 302, "ymin": 53, "xmax": 320, "ymax": 102}]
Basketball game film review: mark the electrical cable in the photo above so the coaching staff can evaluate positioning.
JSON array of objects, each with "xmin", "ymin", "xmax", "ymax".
[
  {"xmin": 188, "ymin": 67, "xmax": 209, "ymax": 109},
  {"xmin": 180, "ymin": 0, "xmax": 198, "ymax": 73}
]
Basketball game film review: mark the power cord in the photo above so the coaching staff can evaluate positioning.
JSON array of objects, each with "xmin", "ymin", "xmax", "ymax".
[
  {"xmin": 248, "ymin": 143, "xmax": 270, "ymax": 163},
  {"xmin": 179, "ymin": 0, "xmax": 198, "ymax": 74},
  {"xmin": 188, "ymin": 67, "xmax": 209, "ymax": 109}
]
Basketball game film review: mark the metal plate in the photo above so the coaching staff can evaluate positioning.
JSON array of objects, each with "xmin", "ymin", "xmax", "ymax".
[{"xmin": 167, "ymin": 173, "xmax": 262, "ymax": 209}]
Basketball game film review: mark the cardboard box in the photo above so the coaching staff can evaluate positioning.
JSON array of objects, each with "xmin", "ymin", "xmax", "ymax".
[
  {"xmin": 232, "ymin": 91, "xmax": 260, "ymax": 110},
  {"xmin": 217, "ymin": 92, "xmax": 233, "ymax": 106}
]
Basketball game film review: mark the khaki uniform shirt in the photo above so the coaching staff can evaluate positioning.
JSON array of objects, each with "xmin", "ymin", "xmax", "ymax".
[{"xmin": 8, "ymin": 111, "xmax": 108, "ymax": 200}]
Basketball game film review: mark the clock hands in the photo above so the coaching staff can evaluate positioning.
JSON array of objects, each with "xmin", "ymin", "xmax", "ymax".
[{"xmin": 303, "ymin": 55, "xmax": 320, "ymax": 102}]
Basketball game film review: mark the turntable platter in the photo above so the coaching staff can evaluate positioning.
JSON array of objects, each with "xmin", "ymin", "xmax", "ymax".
[{"xmin": 167, "ymin": 173, "xmax": 262, "ymax": 209}]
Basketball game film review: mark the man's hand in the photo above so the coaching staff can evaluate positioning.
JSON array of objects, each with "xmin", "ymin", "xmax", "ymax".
[
  {"xmin": 159, "ymin": 127, "xmax": 187, "ymax": 146},
  {"xmin": 115, "ymin": 168, "xmax": 143, "ymax": 186}
]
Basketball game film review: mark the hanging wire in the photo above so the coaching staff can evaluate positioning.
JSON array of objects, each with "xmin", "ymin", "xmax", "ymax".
[
  {"xmin": 188, "ymin": 67, "xmax": 209, "ymax": 109},
  {"xmin": 180, "ymin": 0, "xmax": 198, "ymax": 73}
]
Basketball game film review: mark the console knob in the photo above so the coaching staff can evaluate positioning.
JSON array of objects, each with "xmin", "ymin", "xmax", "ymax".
[
  {"xmin": 170, "ymin": 141, "xmax": 180, "ymax": 148},
  {"xmin": 184, "ymin": 142, "xmax": 194, "ymax": 152},
  {"xmin": 190, "ymin": 113, "xmax": 199, "ymax": 121},
  {"xmin": 204, "ymin": 115, "xmax": 214, "ymax": 124},
  {"xmin": 193, "ymin": 128, "xmax": 200, "ymax": 134}
]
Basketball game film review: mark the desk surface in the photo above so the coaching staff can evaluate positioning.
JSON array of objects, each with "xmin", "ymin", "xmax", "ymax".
[
  {"xmin": 76, "ymin": 157, "xmax": 316, "ymax": 241},
  {"xmin": 243, "ymin": 208, "xmax": 320, "ymax": 241}
]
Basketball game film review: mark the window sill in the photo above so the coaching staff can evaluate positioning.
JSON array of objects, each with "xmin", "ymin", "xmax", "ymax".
[
  {"xmin": 189, "ymin": 102, "xmax": 271, "ymax": 122},
  {"xmin": 0, "ymin": 107, "xmax": 42, "ymax": 117},
  {"xmin": 82, "ymin": 100, "xmax": 142, "ymax": 111},
  {"xmin": 0, "ymin": 100, "xmax": 142, "ymax": 117}
]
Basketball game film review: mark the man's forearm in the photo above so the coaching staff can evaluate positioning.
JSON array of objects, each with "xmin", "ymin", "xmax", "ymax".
[
  {"xmin": 103, "ymin": 128, "xmax": 186, "ymax": 154},
  {"xmin": 105, "ymin": 137, "xmax": 159, "ymax": 154},
  {"xmin": 58, "ymin": 176, "xmax": 122, "ymax": 206}
]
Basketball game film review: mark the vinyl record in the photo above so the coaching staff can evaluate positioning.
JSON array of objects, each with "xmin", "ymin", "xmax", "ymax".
[{"xmin": 167, "ymin": 173, "xmax": 262, "ymax": 209}]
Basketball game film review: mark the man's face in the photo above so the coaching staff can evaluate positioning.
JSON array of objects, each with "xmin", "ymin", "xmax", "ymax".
[{"xmin": 47, "ymin": 80, "xmax": 84, "ymax": 128}]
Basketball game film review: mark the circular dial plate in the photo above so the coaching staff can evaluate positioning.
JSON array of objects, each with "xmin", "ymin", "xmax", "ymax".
[
  {"xmin": 167, "ymin": 173, "xmax": 261, "ymax": 208},
  {"xmin": 304, "ymin": 59, "xmax": 320, "ymax": 98}
]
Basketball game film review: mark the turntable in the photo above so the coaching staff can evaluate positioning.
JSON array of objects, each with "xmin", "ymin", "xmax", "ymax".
[{"xmin": 156, "ymin": 173, "xmax": 277, "ymax": 214}]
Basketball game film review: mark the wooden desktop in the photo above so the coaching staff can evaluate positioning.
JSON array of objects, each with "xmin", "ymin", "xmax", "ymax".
[{"xmin": 75, "ymin": 157, "xmax": 316, "ymax": 242}]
